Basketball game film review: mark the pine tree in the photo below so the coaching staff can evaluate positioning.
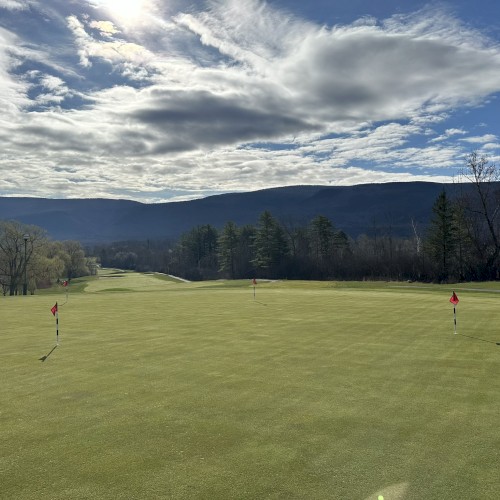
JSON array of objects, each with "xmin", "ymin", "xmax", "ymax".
[
  {"xmin": 309, "ymin": 215, "xmax": 335, "ymax": 263},
  {"xmin": 426, "ymin": 190, "xmax": 457, "ymax": 281},
  {"xmin": 218, "ymin": 221, "xmax": 239, "ymax": 278},
  {"xmin": 252, "ymin": 211, "xmax": 288, "ymax": 276}
]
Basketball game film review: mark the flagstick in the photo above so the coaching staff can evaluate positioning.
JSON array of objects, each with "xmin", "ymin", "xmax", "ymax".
[
  {"xmin": 450, "ymin": 291, "xmax": 459, "ymax": 335},
  {"xmin": 453, "ymin": 305, "xmax": 457, "ymax": 334},
  {"xmin": 56, "ymin": 310, "xmax": 59, "ymax": 344},
  {"xmin": 253, "ymin": 284, "xmax": 256, "ymax": 300},
  {"xmin": 60, "ymin": 283, "xmax": 69, "ymax": 306}
]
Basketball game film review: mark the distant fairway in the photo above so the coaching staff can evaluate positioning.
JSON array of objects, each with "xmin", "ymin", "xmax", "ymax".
[{"xmin": 1, "ymin": 271, "xmax": 499, "ymax": 499}]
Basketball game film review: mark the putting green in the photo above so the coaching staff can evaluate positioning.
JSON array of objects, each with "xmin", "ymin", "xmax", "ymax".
[{"xmin": 1, "ymin": 272, "xmax": 499, "ymax": 499}]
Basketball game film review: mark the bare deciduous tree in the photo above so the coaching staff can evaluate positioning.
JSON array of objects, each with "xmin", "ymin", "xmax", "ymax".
[{"xmin": 457, "ymin": 152, "xmax": 500, "ymax": 279}]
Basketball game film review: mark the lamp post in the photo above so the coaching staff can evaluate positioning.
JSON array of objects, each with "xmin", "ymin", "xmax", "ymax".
[{"xmin": 23, "ymin": 234, "xmax": 29, "ymax": 295}]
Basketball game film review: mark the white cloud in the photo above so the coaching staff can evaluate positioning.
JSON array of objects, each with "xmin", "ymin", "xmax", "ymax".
[
  {"xmin": 67, "ymin": 15, "xmax": 153, "ymax": 67},
  {"xmin": 460, "ymin": 134, "xmax": 498, "ymax": 144},
  {"xmin": 445, "ymin": 128, "xmax": 467, "ymax": 137},
  {"xmin": 89, "ymin": 20, "xmax": 119, "ymax": 38},
  {"xmin": 173, "ymin": 2, "xmax": 500, "ymax": 135},
  {"xmin": 429, "ymin": 127, "xmax": 467, "ymax": 143},
  {"xmin": 481, "ymin": 142, "xmax": 500, "ymax": 151},
  {"xmin": 1, "ymin": 1, "xmax": 500, "ymax": 200},
  {"xmin": 0, "ymin": 0, "xmax": 29, "ymax": 10},
  {"xmin": 0, "ymin": 28, "xmax": 31, "ymax": 114}
]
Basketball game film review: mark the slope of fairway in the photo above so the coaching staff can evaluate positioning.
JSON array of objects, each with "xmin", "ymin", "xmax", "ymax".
[
  {"xmin": 1, "ymin": 272, "xmax": 499, "ymax": 499},
  {"xmin": 83, "ymin": 270, "xmax": 182, "ymax": 294}
]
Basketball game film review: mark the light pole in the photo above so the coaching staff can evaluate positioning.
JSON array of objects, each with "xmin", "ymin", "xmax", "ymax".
[{"xmin": 23, "ymin": 234, "xmax": 29, "ymax": 295}]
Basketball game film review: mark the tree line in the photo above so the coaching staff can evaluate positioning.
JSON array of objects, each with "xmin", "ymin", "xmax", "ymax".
[
  {"xmin": 2, "ymin": 153, "xmax": 498, "ymax": 290},
  {"xmin": 426, "ymin": 152, "xmax": 500, "ymax": 281},
  {"xmin": 0, "ymin": 220, "xmax": 94, "ymax": 295},
  {"xmin": 91, "ymin": 154, "xmax": 499, "ymax": 282}
]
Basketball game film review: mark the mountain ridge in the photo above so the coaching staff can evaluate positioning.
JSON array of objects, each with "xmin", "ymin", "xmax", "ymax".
[{"xmin": 0, "ymin": 182, "xmax": 474, "ymax": 243}]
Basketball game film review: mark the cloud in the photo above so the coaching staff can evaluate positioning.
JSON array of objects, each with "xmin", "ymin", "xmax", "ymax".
[
  {"xmin": 460, "ymin": 134, "xmax": 498, "ymax": 143},
  {"xmin": 177, "ymin": 2, "xmax": 500, "ymax": 127},
  {"xmin": 130, "ymin": 87, "xmax": 318, "ymax": 153},
  {"xmin": 0, "ymin": 0, "xmax": 29, "ymax": 10},
  {"xmin": 67, "ymin": 15, "xmax": 153, "ymax": 67},
  {"xmin": 0, "ymin": 27, "xmax": 31, "ymax": 113},
  {"xmin": 481, "ymin": 142, "xmax": 500, "ymax": 150},
  {"xmin": 89, "ymin": 20, "xmax": 119, "ymax": 38},
  {"xmin": 429, "ymin": 128, "xmax": 467, "ymax": 142},
  {"xmin": 2, "ymin": 1, "xmax": 500, "ymax": 201}
]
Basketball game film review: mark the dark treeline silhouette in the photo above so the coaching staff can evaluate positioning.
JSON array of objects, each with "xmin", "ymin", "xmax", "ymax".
[
  {"xmin": 87, "ymin": 212, "xmax": 435, "ymax": 282},
  {"xmin": 89, "ymin": 153, "xmax": 500, "ymax": 283}
]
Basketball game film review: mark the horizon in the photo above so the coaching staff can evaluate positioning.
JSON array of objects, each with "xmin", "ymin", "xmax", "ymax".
[
  {"xmin": 1, "ymin": 0, "xmax": 500, "ymax": 202},
  {"xmin": 0, "ymin": 178, "xmax": 463, "ymax": 204}
]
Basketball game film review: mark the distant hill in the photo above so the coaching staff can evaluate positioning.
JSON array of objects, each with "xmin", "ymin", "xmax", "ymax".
[{"xmin": 0, "ymin": 182, "xmax": 475, "ymax": 243}]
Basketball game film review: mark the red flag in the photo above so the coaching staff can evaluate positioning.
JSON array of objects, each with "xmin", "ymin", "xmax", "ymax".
[
  {"xmin": 51, "ymin": 302, "xmax": 58, "ymax": 316},
  {"xmin": 62, "ymin": 280, "xmax": 68, "ymax": 287},
  {"xmin": 449, "ymin": 291, "xmax": 459, "ymax": 305},
  {"xmin": 252, "ymin": 278, "xmax": 257, "ymax": 285}
]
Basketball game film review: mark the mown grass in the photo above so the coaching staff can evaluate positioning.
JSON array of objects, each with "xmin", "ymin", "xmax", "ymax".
[{"xmin": 1, "ymin": 271, "xmax": 499, "ymax": 499}]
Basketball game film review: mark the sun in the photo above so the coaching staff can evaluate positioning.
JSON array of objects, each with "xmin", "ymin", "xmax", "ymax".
[{"xmin": 96, "ymin": 0, "xmax": 146, "ymax": 24}]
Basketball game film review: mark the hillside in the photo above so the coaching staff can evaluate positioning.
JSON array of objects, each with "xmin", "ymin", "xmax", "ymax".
[{"xmin": 0, "ymin": 182, "xmax": 472, "ymax": 243}]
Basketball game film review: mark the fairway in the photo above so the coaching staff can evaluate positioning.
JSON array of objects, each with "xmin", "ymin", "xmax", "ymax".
[{"xmin": 1, "ymin": 272, "xmax": 500, "ymax": 499}]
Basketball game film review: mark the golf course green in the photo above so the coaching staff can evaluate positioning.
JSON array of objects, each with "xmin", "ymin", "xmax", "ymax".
[{"xmin": 1, "ymin": 270, "xmax": 499, "ymax": 499}]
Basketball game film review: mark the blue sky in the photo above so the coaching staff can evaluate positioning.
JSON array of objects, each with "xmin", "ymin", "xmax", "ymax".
[{"xmin": 1, "ymin": 0, "xmax": 500, "ymax": 202}]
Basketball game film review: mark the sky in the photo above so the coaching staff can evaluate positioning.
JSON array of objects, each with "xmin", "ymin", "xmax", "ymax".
[{"xmin": 1, "ymin": 0, "xmax": 500, "ymax": 203}]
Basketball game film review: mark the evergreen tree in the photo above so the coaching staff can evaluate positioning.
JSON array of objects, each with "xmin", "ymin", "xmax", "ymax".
[
  {"xmin": 252, "ymin": 211, "xmax": 288, "ymax": 276},
  {"xmin": 237, "ymin": 225, "xmax": 257, "ymax": 278},
  {"xmin": 218, "ymin": 221, "xmax": 239, "ymax": 278},
  {"xmin": 426, "ymin": 190, "xmax": 457, "ymax": 281},
  {"xmin": 175, "ymin": 225, "xmax": 218, "ymax": 279},
  {"xmin": 309, "ymin": 215, "xmax": 335, "ymax": 262},
  {"xmin": 309, "ymin": 215, "xmax": 336, "ymax": 277}
]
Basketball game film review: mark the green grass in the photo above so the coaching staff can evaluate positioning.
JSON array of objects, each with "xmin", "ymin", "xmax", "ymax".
[{"xmin": 1, "ymin": 272, "xmax": 499, "ymax": 499}]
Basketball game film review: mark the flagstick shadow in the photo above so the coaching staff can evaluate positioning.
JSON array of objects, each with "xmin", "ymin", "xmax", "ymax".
[
  {"xmin": 39, "ymin": 345, "xmax": 58, "ymax": 362},
  {"xmin": 456, "ymin": 333, "xmax": 500, "ymax": 346}
]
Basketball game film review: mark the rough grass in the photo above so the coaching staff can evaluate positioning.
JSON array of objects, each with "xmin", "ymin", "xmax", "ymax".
[{"xmin": 1, "ymin": 272, "xmax": 499, "ymax": 499}]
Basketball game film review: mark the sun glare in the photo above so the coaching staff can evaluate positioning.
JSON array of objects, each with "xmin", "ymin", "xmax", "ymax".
[{"xmin": 97, "ymin": 0, "xmax": 146, "ymax": 23}]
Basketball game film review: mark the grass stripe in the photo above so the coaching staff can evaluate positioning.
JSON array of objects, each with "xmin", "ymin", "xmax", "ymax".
[{"xmin": 1, "ymin": 272, "xmax": 499, "ymax": 499}]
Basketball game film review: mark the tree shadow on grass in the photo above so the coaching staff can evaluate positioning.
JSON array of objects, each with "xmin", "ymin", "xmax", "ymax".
[{"xmin": 39, "ymin": 345, "xmax": 58, "ymax": 362}]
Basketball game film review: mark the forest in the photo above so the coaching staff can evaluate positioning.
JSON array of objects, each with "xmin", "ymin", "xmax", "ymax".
[
  {"xmin": 91, "ymin": 153, "xmax": 499, "ymax": 283},
  {"xmin": 1, "ymin": 153, "xmax": 498, "ymax": 294}
]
